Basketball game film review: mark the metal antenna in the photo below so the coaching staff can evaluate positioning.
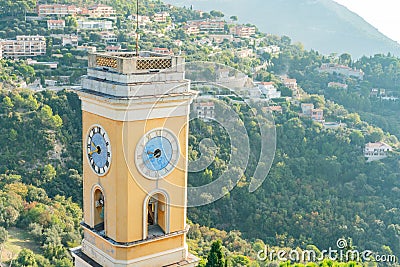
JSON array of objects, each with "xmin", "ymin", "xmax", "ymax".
[{"xmin": 136, "ymin": 0, "xmax": 139, "ymax": 57}]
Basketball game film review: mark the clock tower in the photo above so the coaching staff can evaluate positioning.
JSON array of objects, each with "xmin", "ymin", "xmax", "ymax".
[{"xmin": 71, "ymin": 52, "xmax": 199, "ymax": 267}]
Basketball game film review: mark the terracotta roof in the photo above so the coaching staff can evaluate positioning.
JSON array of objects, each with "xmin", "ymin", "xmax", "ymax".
[
  {"xmin": 47, "ymin": 20, "xmax": 65, "ymax": 24},
  {"xmin": 260, "ymin": 82, "xmax": 274, "ymax": 86},
  {"xmin": 268, "ymin": 106, "xmax": 282, "ymax": 111}
]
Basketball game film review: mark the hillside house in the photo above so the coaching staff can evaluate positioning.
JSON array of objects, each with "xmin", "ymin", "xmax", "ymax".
[
  {"xmin": 187, "ymin": 19, "xmax": 225, "ymax": 33},
  {"xmin": 88, "ymin": 4, "xmax": 116, "ymax": 18},
  {"xmin": 0, "ymin": 35, "xmax": 46, "ymax": 58},
  {"xmin": 47, "ymin": 20, "xmax": 65, "ymax": 30},
  {"xmin": 328, "ymin": 82, "xmax": 348, "ymax": 89},
  {"xmin": 230, "ymin": 25, "xmax": 256, "ymax": 38},
  {"xmin": 193, "ymin": 101, "xmax": 215, "ymax": 121},
  {"xmin": 318, "ymin": 63, "xmax": 364, "ymax": 80},
  {"xmin": 77, "ymin": 20, "xmax": 112, "ymax": 30},
  {"xmin": 257, "ymin": 82, "xmax": 281, "ymax": 99},
  {"xmin": 183, "ymin": 25, "xmax": 200, "ymax": 35},
  {"xmin": 62, "ymin": 35, "xmax": 78, "ymax": 47},
  {"xmin": 311, "ymin": 109, "xmax": 324, "ymax": 122},
  {"xmin": 99, "ymin": 32, "xmax": 118, "ymax": 43},
  {"xmin": 37, "ymin": 4, "xmax": 77, "ymax": 17},
  {"xmin": 153, "ymin": 12, "xmax": 170, "ymax": 23},
  {"xmin": 364, "ymin": 142, "xmax": 393, "ymax": 162},
  {"xmin": 129, "ymin": 15, "xmax": 151, "ymax": 26},
  {"xmin": 152, "ymin": 47, "xmax": 173, "ymax": 55},
  {"xmin": 301, "ymin": 103, "xmax": 324, "ymax": 122}
]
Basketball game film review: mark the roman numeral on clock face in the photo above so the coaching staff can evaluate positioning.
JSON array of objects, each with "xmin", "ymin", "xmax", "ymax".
[{"xmin": 87, "ymin": 125, "xmax": 112, "ymax": 176}]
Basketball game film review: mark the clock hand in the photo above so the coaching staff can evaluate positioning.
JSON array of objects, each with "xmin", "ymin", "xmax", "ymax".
[
  {"xmin": 89, "ymin": 141, "xmax": 99, "ymax": 155},
  {"xmin": 89, "ymin": 148, "xmax": 99, "ymax": 155},
  {"xmin": 147, "ymin": 149, "xmax": 162, "ymax": 158}
]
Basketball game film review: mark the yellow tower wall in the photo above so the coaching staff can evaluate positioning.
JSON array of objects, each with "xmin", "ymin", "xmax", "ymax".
[{"xmin": 82, "ymin": 111, "xmax": 189, "ymax": 243}]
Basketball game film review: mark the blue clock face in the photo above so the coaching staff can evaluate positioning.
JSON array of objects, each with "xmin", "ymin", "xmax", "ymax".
[
  {"xmin": 135, "ymin": 129, "xmax": 179, "ymax": 179},
  {"xmin": 87, "ymin": 126, "xmax": 111, "ymax": 176},
  {"xmin": 142, "ymin": 137, "xmax": 173, "ymax": 171}
]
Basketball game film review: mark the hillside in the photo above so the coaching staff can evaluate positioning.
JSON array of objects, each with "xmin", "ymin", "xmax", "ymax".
[{"xmin": 165, "ymin": 0, "xmax": 400, "ymax": 58}]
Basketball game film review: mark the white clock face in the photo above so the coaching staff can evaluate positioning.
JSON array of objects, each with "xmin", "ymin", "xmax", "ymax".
[
  {"xmin": 135, "ymin": 129, "xmax": 179, "ymax": 179},
  {"xmin": 86, "ymin": 125, "xmax": 112, "ymax": 176}
]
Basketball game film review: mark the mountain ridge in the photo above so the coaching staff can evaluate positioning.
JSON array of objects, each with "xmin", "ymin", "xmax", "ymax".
[{"xmin": 165, "ymin": 0, "xmax": 400, "ymax": 58}]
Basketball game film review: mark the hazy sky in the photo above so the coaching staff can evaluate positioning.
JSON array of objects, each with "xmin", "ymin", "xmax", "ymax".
[{"xmin": 333, "ymin": 0, "xmax": 400, "ymax": 44}]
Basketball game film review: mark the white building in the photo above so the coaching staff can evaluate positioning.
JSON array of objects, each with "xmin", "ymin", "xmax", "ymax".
[
  {"xmin": 37, "ymin": 4, "xmax": 77, "ymax": 17},
  {"xmin": 174, "ymin": 40, "xmax": 183, "ymax": 47},
  {"xmin": 258, "ymin": 45, "xmax": 280, "ymax": 55},
  {"xmin": 235, "ymin": 48, "xmax": 254, "ymax": 58},
  {"xmin": 78, "ymin": 20, "xmax": 113, "ymax": 30},
  {"xmin": 62, "ymin": 35, "xmax": 79, "ymax": 47},
  {"xmin": 105, "ymin": 45, "xmax": 122, "ymax": 52},
  {"xmin": 47, "ymin": 20, "xmax": 65, "ymax": 30},
  {"xmin": 99, "ymin": 31, "xmax": 118, "ymax": 43},
  {"xmin": 230, "ymin": 25, "xmax": 256, "ymax": 38},
  {"xmin": 364, "ymin": 142, "xmax": 393, "ymax": 162},
  {"xmin": 282, "ymin": 77, "xmax": 300, "ymax": 99},
  {"xmin": 283, "ymin": 78, "xmax": 298, "ymax": 89},
  {"xmin": 129, "ymin": 15, "xmax": 151, "ymax": 26},
  {"xmin": 328, "ymin": 82, "xmax": 348, "ymax": 89},
  {"xmin": 193, "ymin": 101, "xmax": 215, "ymax": 121},
  {"xmin": 187, "ymin": 19, "xmax": 225, "ymax": 32},
  {"xmin": 319, "ymin": 63, "xmax": 364, "ymax": 80},
  {"xmin": 301, "ymin": 103, "xmax": 314, "ymax": 116},
  {"xmin": 184, "ymin": 25, "xmax": 200, "ymax": 35},
  {"xmin": 88, "ymin": 4, "xmax": 116, "ymax": 18},
  {"xmin": 77, "ymin": 45, "xmax": 97, "ymax": 53},
  {"xmin": 0, "ymin": 35, "xmax": 46, "ymax": 58},
  {"xmin": 209, "ymin": 34, "xmax": 234, "ymax": 44},
  {"xmin": 152, "ymin": 47, "xmax": 173, "ymax": 55},
  {"xmin": 153, "ymin": 12, "xmax": 170, "ymax": 23},
  {"xmin": 257, "ymin": 82, "xmax": 281, "ymax": 99},
  {"xmin": 301, "ymin": 103, "xmax": 324, "ymax": 122},
  {"xmin": 27, "ymin": 59, "xmax": 58, "ymax": 69}
]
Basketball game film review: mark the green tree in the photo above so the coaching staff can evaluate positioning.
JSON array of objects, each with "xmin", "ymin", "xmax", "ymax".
[
  {"xmin": 339, "ymin": 53, "xmax": 352, "ymax": 66},
  {"xmin": 65, "ymin": 16, "xmax": 78, "ymax": 28},
  {"xmin": 210, "ymin": 10, "xmax": 224, "ymax": 18},
  {"xmin": 2, "ymin": 96, "xmax": 14, "ymax": 111},
  {"xmin": 53, "ymin": 258, "xmax": 73, "ymax": 267},
  {"xmin": 62, "ymin": 53, "xmax": 74, "ymax": 66},
  {"xmin": 42, "ymin": 164, "xmax": 57, "ymax": 184},
  {"xmin": 206, "ymin": 240, "xmax": 225, "ymax": 267},
  {"xmin": 89, "ymin": 32, "xmax": 102, "ymax": 43},
  {"xmin": 230, "ymin": 15, "xmax": 238, "ymax": 21},
  {"xmin": 17, "ymin": 249, "xmax": 37, "ymax": 266},
  {"xmin": 0, "ymin": 226, "xmax": 8, "ymax": 244},
  {"xmin": 230, "ymin": 255, "xmax": 250, "ymax": 266}
]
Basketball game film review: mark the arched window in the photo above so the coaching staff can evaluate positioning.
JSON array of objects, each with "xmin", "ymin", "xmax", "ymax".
[
  {"xmin": 93, "ymin": 187, "xmax": 105, "ymax": 233},
  {"xmin": 143, "ymin": 191, "xmax": 169, "ymax": 239}
]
